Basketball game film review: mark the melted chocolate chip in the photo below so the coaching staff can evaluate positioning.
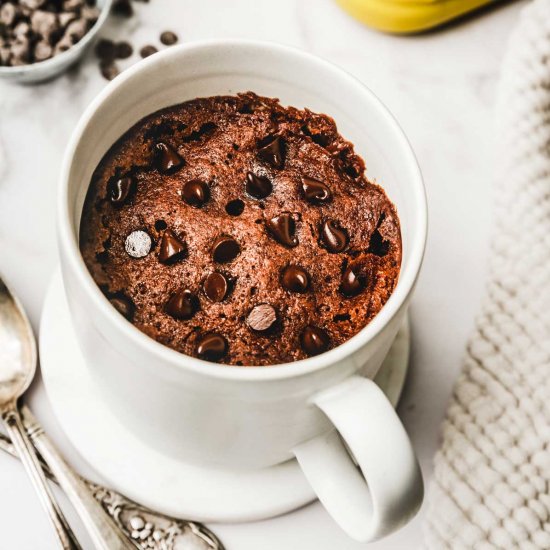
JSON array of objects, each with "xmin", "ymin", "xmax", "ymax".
[
  {"xmin": 367, "ymin": 228, "xmax": 390, "ymax": 257},
  {"xmin": 246, "ymin": 172, "xmax": 272, "ymax": 199},
  {"xmin": 340, "ymin": 265, "xmax": 367, "ymax": 297},
  {"xmin": 109, "ymin": 294, "xmax": 135, "ymax": 320},
  {"xmin": 108, "ymin": 176, "xmax": 136, "ymax": 206},
  {"xmin": 212, "ymin": 236, "xmax": 240, "ymax": 263},
  {"xmin": 196, "ymin": 333, "xmax": 228, "ymax": 362},
  {"xmin": 257, "ymin": 136, "xmax": 284, "ymax": 169},
  {"xmin": 165, "ymin": 289, "xmax": 199, "ymax": 320},
  {"xmin": 266, "ymin": 213, "xmax": 298, "ymax": 247},
  {"xmin": 154, "ymin": 142, "xmax": 184, "ymax": 174},
  {"xmin": 320, "ymin": 220, "xmax": 348, "ymax": 253},
  {"xmin": 247, "ymin": 304, "xmax": 278, "ymax": 333},
  {"xmin": 159, "ymin": 229, "xmax": 186, "ymax": 264},
  {"xmin": 300, "ymin": 326, "xmax": 330, "ymax": 356},
  {"xmin": 226, "ymin": 199, "xmax": 245, "ymax": 216},
  {"xmin": 125, "ymin": 230, "xmax": 152, "ymax": 258},
  {"xmin": 281, "ymin": 265, "xmax": 309, "ymax": 293},
  {"xmin": 302, "ymin": 176, "xmax": 332, "ymax": 204},
  {"xmin": 203, "ymin": 272, "xmax": 229, "ymax": 302},
  {"xmin": 182, "ymin": 179, "xmax": 210, "ymax": 208}
]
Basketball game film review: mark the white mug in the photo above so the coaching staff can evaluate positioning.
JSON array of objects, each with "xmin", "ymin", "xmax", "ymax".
[{"xmin": 58, "ymin": 40, "xmax": 427, "ymax": 542}]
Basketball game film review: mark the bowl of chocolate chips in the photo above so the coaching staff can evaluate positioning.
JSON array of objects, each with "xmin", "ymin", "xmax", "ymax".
[{"xmin": 0, "ymin": 0, "xmax": 111, "ymax": 83}]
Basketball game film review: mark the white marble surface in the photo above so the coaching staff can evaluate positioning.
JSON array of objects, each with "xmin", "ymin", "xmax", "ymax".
[{"xmin": 0, "ymin": 0, "xmax": 527, "ymax": 548}]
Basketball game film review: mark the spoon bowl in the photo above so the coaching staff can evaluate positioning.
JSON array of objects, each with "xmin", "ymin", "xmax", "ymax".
[{"xmin": 0, "ymin": 278, "xmax": 37, "ymax": 407}]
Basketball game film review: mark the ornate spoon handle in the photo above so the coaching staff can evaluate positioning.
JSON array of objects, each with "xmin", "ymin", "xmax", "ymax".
[{"xmin": 0, "ymin": 417, "xmax": 224, "ymax": 550}]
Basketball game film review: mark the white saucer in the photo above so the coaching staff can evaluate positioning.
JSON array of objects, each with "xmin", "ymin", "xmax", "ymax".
[{"xmin": 39, "ymin": 271, "xmax": 410, "ymax": 523}]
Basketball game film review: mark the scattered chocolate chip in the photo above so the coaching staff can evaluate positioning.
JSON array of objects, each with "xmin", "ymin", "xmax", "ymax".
[
  {"xmin": 182, "ymin": 179, "xmax": 210, "ymax": 208},
  {"xmin": 245, "ymin": 172, "xmax": 272, "ymax": 199},
  {"xmin": 159, "ymin": 229, "xmax": 186, "ymax": 264},
  {"xmin": 115, "ymin": 41, "xmax": 132, "ymax": 59},
  {"xmin": 154, "ymin": 142, "xmax": 184, "ymax": 174},
  {"xmin": 300, "ymin": 326, "xmax": 330, "ymax": 356},
  {"xmin": 196, "ymin": 333, "xmax": 228, "ymax": 362},
  {"xmin": 125, "ymin": 230, "xmax": 152, "ymax": 258},
  {"xmin": 95, "ymin": 38, "xmax": 115, "ymax": 60},
  {"xmin": 109, "ymin": 294, "xmax": 135, "ymax": 321},
  {"xmin": 226, "ymin": 199, "xmax": 245, "ymax": 216},
  {"xmin": 154, "ymin": 219, "xmax": 167, "ymax": 231},
  {"xmin": 257, "ymin": 136, "xmax": 284, "ymax": 169},
  {"xmin": 140, "ymin": 44, "xmax": 157, "ymax": 58},
  {"xmin": 112, "ymin": 0, "xmax": 133, "ymax": 17},
  {"xmin": 160, "ymin": 30, "xmax": 178, "ymax": 45},
  {"xmin": 367, "ymin": 228, "xmax": 390, "ymax": 257},
  {"xmin": 100, "ymin": 60, "xmax": 119, "ymax": 81},
  {"xmin": 212, "ymin": 236, "xmax": 240, "ymax": 263},
  {"xmin": 203, "ymin": 272, "xmax": 229, "ymax": 302},
  {"xmin": 266, "ymin": 213, "xmax": 298, "ymax": 247},
  {"xmin": 247, "ymin": 304, "xmax": 278, "ymax": 333},
  {"xmin": 340, "ymin": 265, "xmax": 367, "ymax": 297},
  {"xmin": 320, "ymin": 220, "xmax": 348, "ymax": 253},
  {"xmin": 108, "ymin": 176, "xmax": 136, "ymax": 206},
  {"xmin": 281, "ymin": 265, "xmax": 310, "ymax": 293},
  {"xmin": 302, "ymin": 176, "xmax": 332, "ymax": 204},
  {"xmin": 165, "ymin": 289, "xmax": 199, "ymax": 320}
]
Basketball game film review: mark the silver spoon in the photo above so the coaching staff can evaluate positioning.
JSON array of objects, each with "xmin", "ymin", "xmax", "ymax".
[
  {"xmin": 0, "ymin": 276, "xmax": 133, "ymax": 549},
  {"xmin": 0, "ymin": 276, "xmax": 80, "ymax": 549},
  {"xmin": 0, "ymin": 423, "xmax": 224, "ymax": 549}
]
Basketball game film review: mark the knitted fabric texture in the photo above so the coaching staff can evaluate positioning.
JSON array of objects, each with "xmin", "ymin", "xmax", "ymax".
[{"xmin": 423, "ymin": 1, "xmax": 550, "ymax": 548}]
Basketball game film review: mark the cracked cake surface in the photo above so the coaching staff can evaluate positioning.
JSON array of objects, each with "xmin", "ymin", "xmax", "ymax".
[{"xmin": 79, "ymin": 92, "xmax": 402, "ymax": 366}]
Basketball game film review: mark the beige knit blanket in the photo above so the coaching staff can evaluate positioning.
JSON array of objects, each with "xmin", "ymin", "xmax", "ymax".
[{"xmin": 423, "ymin": 0, "xmax": 550, "ymax": 548}]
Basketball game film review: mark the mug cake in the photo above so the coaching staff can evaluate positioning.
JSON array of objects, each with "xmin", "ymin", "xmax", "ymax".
[{"xmin": 79, "ymin": 92, "xmax": 401, "ymax": 366}]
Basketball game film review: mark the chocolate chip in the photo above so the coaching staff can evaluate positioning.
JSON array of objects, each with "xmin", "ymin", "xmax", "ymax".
[
  {"xmin": 281, "ymin": 265, "xmax": 309, "ymax": 293},
  {"xmin": 160, "ymin": 31, "xmax": 178, "ymax": 45},
  {"xmin": 212, "ymin": 236, "xmax": 240, "ymax": 263},
  {"xmin": 154, "ymin": 142, "xmax": 184, "ymax": 174},
  {"xmin": 34, "ymin": 40, "xmax": 52, "ymax": 62},
  {"xmin": 115, "ymin": 41, "xmax": 132, "ymax": 59},
  {"xmin": 266, "ymin": 213, "xmax": 298, "ymax": 248},
  {"xmin": 100, "ymin": 61, "xmax": 119, "ymax": 81},
  {"xmin": 340, "ymin": 265, "xmax": 367, "ymax": 297},
  {"xmin": 112, "ymin": 0, "xmax": 133, "ymax": 17},
  {"xmin": 302, "ymin": 176, "xmax": 332, "ymax": 204},
  {"xmin": 257, "ymin": 136, "xmax": 284, "ymax": 169},
  {"xmin": 182, "ymin": 179, "xmax": 210, "ymax": 208},
  {"xmin": 109, "ymin": 294, "xmax": 135, "ymax": 320},
  {"xmin": 247, "ymin": 304, "xmax": 278, "ymax": 332},
  {"xmin": 367, "ymin": 228, "xmax": 390, "ymax": 257},
  {"xmin": 159, "ymin": 229, "xmax": 186, "ymax": 264},
  {"xmin": 203, "ymin": 272, "xmax": 229, "ymax": 302},
  {"xmin": 140, "ymin": 44, "xmax": 157, "ymax": 58},
  {"xmin": 245, "ymin": 172, "xmax": 272, "ymax": 199},
  {"xmin": 159, "ymin": 229, "xmax": 187, "ymax": 264},
  {"xmin": 125, "ymin": 230, "xmax": 152, "ymax": 258},
  {"xmin": 108, "ymin": 176, "xmax": 136, "ymax": 206},
  {"xmin": 320, "ymin": 220, "xmax": 348, "ymax": 253},
  {"xmin": 196, "ymin": 333, "xmax": 228, "ymax": 362},
  {"xmin": 300, "ymin": 326, "xmax": 330, "ymax": 356},
  {"xmin": 165, "ymin": 289, "xmax": 199, "ymax": 320},
  {"xmin": 226, "ymin": 199, "xmax": 245, "ymax": 216},
  {"xmin": 95, "ymin": 38, "xmax": 115, "ymax": 60}
]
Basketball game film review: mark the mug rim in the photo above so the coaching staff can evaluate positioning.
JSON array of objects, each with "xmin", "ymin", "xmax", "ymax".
[{"xmin": 58, "ymin": 39, "xmax": 427, "ymax": 382}]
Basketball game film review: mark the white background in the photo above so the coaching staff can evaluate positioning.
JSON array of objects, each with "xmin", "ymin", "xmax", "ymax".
[{"xmin": 0, "ymin": 0, "xmax": 527, "ymax": 548}]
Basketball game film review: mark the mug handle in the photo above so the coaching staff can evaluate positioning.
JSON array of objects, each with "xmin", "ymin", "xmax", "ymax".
[{"xmin": 293, "ymin": 375, "xmax": 423, "ymax": 542}]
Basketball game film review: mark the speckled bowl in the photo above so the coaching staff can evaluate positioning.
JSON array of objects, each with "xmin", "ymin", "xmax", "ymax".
[{"xmin": 0, "ymin": 0, "xmax": 112, "ymax": 84}]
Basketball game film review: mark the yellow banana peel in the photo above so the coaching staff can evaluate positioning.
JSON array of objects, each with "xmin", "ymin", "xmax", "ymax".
[{"xmin": 336, "ymin": 0, "xmax": 496, "ymax": 34}]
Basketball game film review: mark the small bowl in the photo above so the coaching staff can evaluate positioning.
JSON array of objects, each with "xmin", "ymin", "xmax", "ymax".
[{"xmin": 0, "ymin": 0, "xmax": 112, "ymax": 84}]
